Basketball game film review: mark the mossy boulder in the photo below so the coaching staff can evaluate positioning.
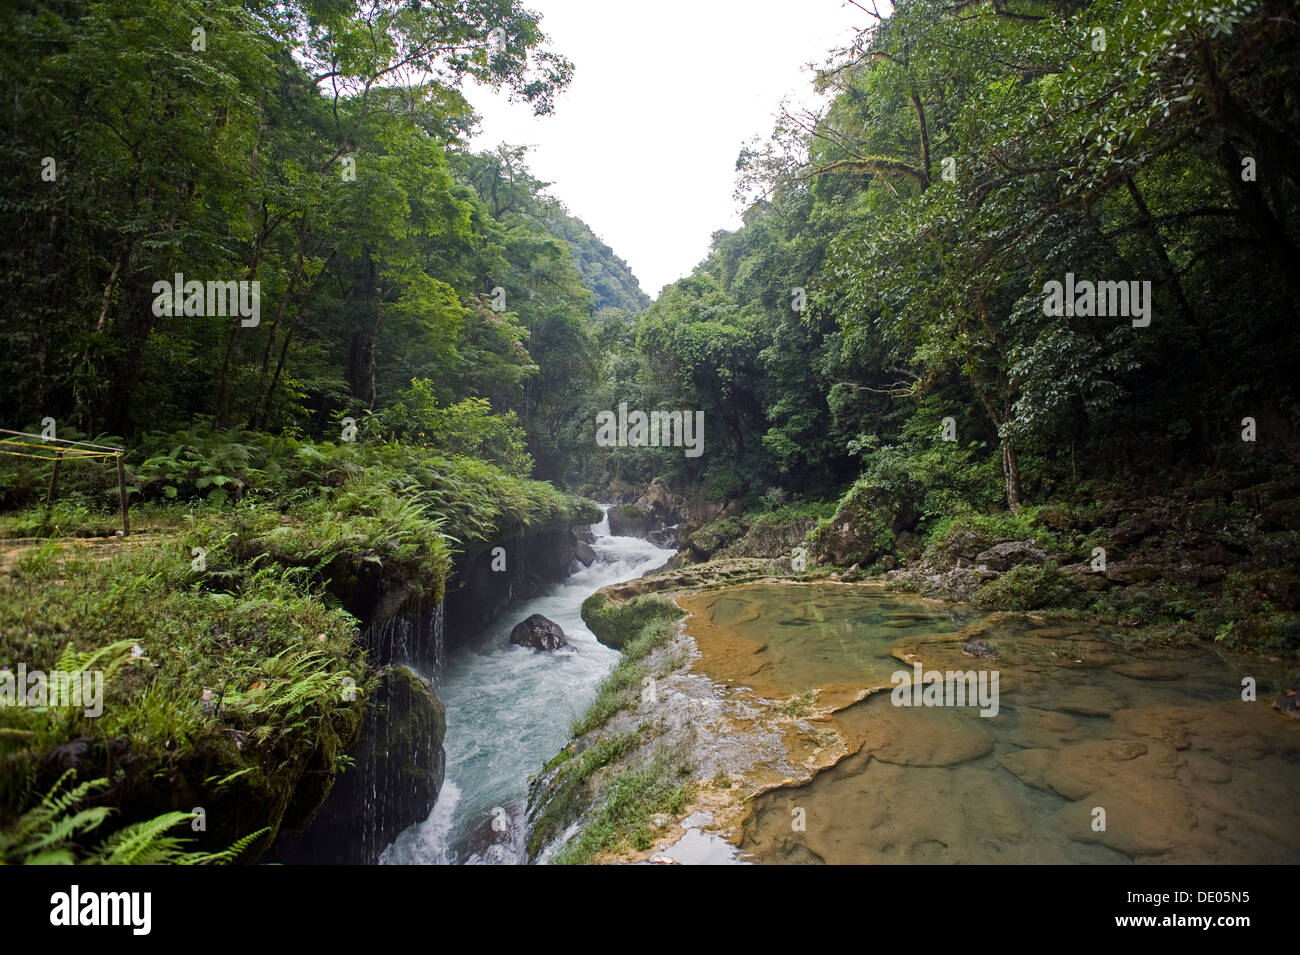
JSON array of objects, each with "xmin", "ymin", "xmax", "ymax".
[
  {"xmin": 809, "ymin": 481, "xmax": 915, "ymax": 566},
  {"xmin": 581, "ymin": 592, "xmax": 683, "ymax": 651},
  {"xmin": 722, "ymin": 513, "xmax": 820, "ymax": 559},
  {"xmin": 609, "ymin": 503, "xmax": 657, "ymax": 538},
  {"xmin": 972, "ymin": 562, "xmax": 1084, "ymax": 612},
  {"xmin": 271, "ymin": 664, "xmax": 445, "ymax": 864},
  {"xmin": 685, "ymin": 516, "xmax": 746, "ymax": 560}
]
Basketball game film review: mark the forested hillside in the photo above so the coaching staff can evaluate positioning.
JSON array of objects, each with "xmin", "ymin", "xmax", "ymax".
[
  {"xmin": 596, "ymin": 0, "xmax": 1300, "ymax": 655},
  {"xmin": 603, "ymin": 0, "xmax": 1299, "ymax": 502},
  {"xmin": 0, "ymin": 0, "xmax": 648, "ymax": 481}
]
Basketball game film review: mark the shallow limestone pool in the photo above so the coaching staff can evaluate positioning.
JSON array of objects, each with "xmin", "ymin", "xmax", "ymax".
[{"xmin": 680, "ymin": 583, "xmax": 1300, "ymax": 865}]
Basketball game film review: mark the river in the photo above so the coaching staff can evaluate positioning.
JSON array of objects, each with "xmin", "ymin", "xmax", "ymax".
[{"xmin": 379, "ymin": 508, "xmax": 674, "ymax": 865}]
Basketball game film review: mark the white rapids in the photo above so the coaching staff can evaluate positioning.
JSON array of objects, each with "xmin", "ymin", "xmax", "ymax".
[{"xmin": 380, "ymin": 507, "xmax": 674, "ymax": 865}]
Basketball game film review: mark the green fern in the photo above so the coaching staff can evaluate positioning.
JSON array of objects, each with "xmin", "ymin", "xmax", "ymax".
[{"xmin": 0, "ymin": 771, "xmax": 266, "ymax": 865}]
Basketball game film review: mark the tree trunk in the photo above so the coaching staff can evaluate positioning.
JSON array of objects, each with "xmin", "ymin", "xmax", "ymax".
[
  {"xmin": 347, "ymin": 263, "xmax": 382, "ymax": 409},
  {"xmin": 1002, "ymin": 441, "xmax": 1023, "ymax": 514}
]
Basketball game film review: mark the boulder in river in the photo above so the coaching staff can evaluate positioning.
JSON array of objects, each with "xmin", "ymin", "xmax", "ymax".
[{"xmin": 510, "ymin": 613, "xmax": 568, "ymax": 651}]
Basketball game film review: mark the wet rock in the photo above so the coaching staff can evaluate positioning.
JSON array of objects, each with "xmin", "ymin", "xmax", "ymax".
[
  {"xmin": 609, "ymin": 503, "xmax": 657, "ymax": 538},
  {"xmin": 443, "ymin": 513, "xmax": 601, "ymax": 643},
  {"xmin": 574, "ymin": 540, "xmax": 597, "ymax": 567},
  {"xmin": 648, "ymin": 525, "xmax": 681, "ymax": 548},
  {"xmin": 273, "ymin": 664, "xmax": 445, "ymax": 864},
  {"xmin": 855, "ymin": 706, "xmax": 995, "ymax": 767},
  {"xmin": 510, "ymin": 613, "xmax": 568, "ymax": 651},
  {"xmin": 608, "ymin": 480, "xmax": 687, "ymax": 546},
  {"xmin": 962, "ymin": 639, "xmax": 996, "ymax": 658},
  {"xmin": 636, "ymin": 478, "xmax": 679, "ymax": 516},
  {"xmin": 1111, "ymin": 662, "xmax": 1184, "ymax": 681},
  {"xmin": 464, "ymin": 804, "xmax": 517, "ymax": 860}
]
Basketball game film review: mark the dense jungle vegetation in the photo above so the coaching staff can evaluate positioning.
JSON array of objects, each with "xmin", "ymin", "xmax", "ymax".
[{"xmin": 1, "ymin": 0, "xmax": 1297, "ymax": 862}]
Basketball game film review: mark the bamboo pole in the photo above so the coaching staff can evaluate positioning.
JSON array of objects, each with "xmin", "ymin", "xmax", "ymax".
[
  {"xmin": 116, "ymin": 453, "xmax": 130, "ymax": 537},
  {"xmin": 45, "ymin": 449, "xmax": 65, "ymax": 518}
]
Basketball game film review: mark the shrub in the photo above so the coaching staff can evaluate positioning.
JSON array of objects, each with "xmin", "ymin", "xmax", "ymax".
[{"xmin": 972, "ymin": 562, "xmax": 1082, "ymax": 611}]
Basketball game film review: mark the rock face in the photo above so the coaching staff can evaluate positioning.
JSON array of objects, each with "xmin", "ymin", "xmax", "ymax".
[
  {"xmin": 608, "ymin": 479, "xmax": 686, "ymax": 546},
  {"xmin": 271, "ymin": 664, "xmax": 446, "ymax": 864},
  {"xmin": 442, "ymin": 511, "xmax": 600, "ymax": 644},
  {"xmin": 974, "ymin": 540, "xmax": 1047, "ymax": 572},
  {"xmin": 510, "ymin": 613, "xmax": 568, "ymax": 650}
]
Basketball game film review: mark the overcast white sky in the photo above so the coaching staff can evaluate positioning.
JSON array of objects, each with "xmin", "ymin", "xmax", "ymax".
[{"xmin": 466, "ymin": 0, "xmax": 865, "ymax": 299}]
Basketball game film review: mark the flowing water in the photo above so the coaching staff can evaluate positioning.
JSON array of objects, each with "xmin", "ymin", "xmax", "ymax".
[{"xmin": 380, "ymin": 509, "xmax": 674, "ymax": 865}]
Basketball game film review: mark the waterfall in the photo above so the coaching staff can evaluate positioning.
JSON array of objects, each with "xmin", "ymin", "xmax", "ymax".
[
  {"xmin": 433, "ymin": 600, "xmax": 446, "ymax": 677},
  {"xmin": 364, "ymin": 597, "xmax": 448, "ymax": 676}
]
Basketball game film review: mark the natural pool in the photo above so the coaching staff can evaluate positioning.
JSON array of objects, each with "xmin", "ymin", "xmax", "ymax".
[{"xmin": 679, "ymin": 583, "xmax": 1300, "ymax": 864}]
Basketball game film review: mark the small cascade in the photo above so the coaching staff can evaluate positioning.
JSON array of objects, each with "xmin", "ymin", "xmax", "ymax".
[
  {"xmin": 432, "ymin": 600, "xmax": 446, "ymax": 676},
  {"xmin": 364, "ymin": 597, "xmax": 448, "ymax": 676}
]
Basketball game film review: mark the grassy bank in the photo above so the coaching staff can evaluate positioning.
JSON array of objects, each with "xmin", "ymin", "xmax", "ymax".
[
  {"xmin": 527, "ymin": 594, "xmax": 694, "ymax": 864},
  {"xmin": 0, "ymin": 427, "xmax": 597, "ymax": 862}
]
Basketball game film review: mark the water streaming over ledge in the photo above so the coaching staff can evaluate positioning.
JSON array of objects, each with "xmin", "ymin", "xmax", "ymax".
[
  {"xmin": 380, "ymin": 507, "xmax": 674, "ymax": 865},
  {"xmin": 365, "ymin": 599, "xmax": 446, "ymax": 673}
]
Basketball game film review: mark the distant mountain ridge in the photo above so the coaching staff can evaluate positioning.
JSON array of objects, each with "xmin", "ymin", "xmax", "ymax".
[{"xmin": 545, "ymin": 209, "xmax": 651, "ymax": 313}]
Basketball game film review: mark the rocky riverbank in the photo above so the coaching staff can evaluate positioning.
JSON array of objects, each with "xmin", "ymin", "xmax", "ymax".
[{"xmin": 526, "ymin": 474, "xmax": 1300, "ymax": 864}]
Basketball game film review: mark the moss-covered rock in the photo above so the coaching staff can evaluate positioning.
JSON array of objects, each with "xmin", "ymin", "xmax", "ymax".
[
  {"xmin": 684, "ymin": 516, "xmax": 746, "ymax": 560},
  {"xmin": 581, "ymin": 592, "xmax": 684, "ymax": 650},
  {"xmin": 972, "ymin": 562, "xmax": 1084, "ymax": 611},
  {"xmin": 809, "ymin": 481, "xmax": 915, "ymax": 566},
  {"xmin": 271, "ymin": 664, "xmax": 445, "ymax": 864}
]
